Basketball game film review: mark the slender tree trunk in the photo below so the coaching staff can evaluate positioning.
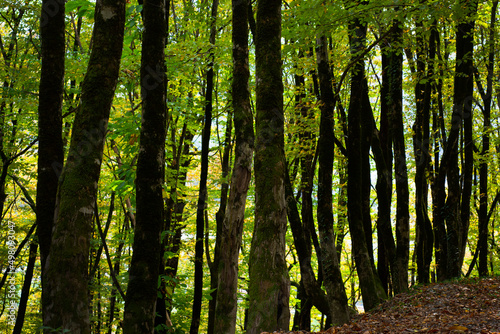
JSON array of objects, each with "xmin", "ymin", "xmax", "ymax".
[
  {"xmin": 12, "ymin": 242, "xmax": 37, "ymax": 334},
  {"xmin": 213, "ymin": 0, "xmax": 254, "ymax": 331},
  {"xmin": 285, "ymin": 166, "xmax": 330, "ymax": 317},
  {"xmin": 207, "ymin": 114, "xmax": 231, "ymax": 334},
  {"xmin": 36, "ymin": 0, "xmax": 65, "ymax": 325},
  {"xmin": 477, "ymin": 0, "xmax": 497, "ymax": 277},
  {"xmin": 42, "ymin": 0, "xmax": 126, "ymax": 332},
  {"xmin": 123, "ymin": 0, "xmax": 167, "ymax": 332},
  {"xmin": 434, "ymin": 0, "xmax": 478, "ymax": 280},
  {"xmin": 457, "ymin": 2, "xmax": 477, "ymax": 275},
  {"xmin": 346, "ymin": 17, "xmax": 387, "ymax": 312},
  {"xmin": 247, "ymin": 0, "xmax": 290, "ymax": 331},
  {"xmin": 387, "ymin": 18, "xmax": 410, "ymax": 294},
  {"xmin": 190, "ymin": 1, "xmax": 218, "ymax": 333},
  {"xmin": 413, "ymin": 13, "xmax": 435, "ymax": 284},
  {"xmin": 431, "ymin": 27, "xmax": 448, "ymax": 281},
  {"xmin": 292, "ymin": 49, "xmax": 316, "ymax": 331},
  {"xmin": 315, "ymin": 35, "xmax": 350, "ymax": 325},
  {"xmin": 375, "ymin": 33, "xmax": 394, "ymax": 296}
]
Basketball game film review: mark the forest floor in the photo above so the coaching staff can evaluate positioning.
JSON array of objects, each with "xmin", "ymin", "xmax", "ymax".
[{"xmin": 266, "ymin": 276, "xmax": 500, "ymax": 334}]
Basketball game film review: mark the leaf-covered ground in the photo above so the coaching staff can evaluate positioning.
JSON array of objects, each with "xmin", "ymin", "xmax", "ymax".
[{"xmin": 266, "ymin": 276, "xmax": 500, "ymax": 334}]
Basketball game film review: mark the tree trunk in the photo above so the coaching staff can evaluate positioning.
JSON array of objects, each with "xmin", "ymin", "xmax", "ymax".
[
  {"xmin": 387, "ymin": 18, "xmax": 410, "ymax": 294},
  {"xmin": 315, "ymin": 34, "xmax": 350, "ymax": 325},
  {"xmin": 477, "ymin": 0, "xmax": 497, "ymax": 277},
  {"xmin": 247, "ymin": 0, "xmax": 290, "ymax": 331},
  {"xmin": 413, "ymin": 13, "xmax": 435, "ymax": 284},
  {"xmin": 42, "ymin": 0, "xmax": 125, "ymax": 332},
  {"xmin": 36, "ymin": 0, "xmax": 65, "ymax": 270},
  {"xmin": 213, "ymin": 0, "xmax": 254, "ymax": 331},
  {"xmin": 434, "ymin": 0, "xmax": 478, "ymax": 280},
  {"xmin": 36, "ymin": 0, "xmax": 66, "ymax": 326},
  {"xmin": 346, "ymin": 18, "xmax": 387, "ymax": 312},
  {"xmin": 122, "ymin": 0, "xmax": 166, "ymax": 331},
  {"xmin": 375, "ymin": 33, "xmax": 394, "ymax": 296},
  {"xmin": 207, "ymin": 113, "xmax": 231, "ymax": 334},
  {"xmin": 12, "ymin": 242, "xmax": 37, "ymax": 334},
  {"xmin": 190, "ymin": 1, "xmax": 218, "ymax": 333}
]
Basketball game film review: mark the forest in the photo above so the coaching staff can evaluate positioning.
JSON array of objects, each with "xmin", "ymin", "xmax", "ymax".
[{"xmin": 0, "ymin": 0, "xmax": 499, "ymax": 333}]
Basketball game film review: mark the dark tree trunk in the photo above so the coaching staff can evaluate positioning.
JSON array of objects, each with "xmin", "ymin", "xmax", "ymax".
[
  {"xmin": 375, "ymin": 34, "xmax": 394, "ymax": 296},
  {"xmin": 190, "ymin": 1, "xmax": 218, "ymax": 333},
  {"xmin": 413, "ymin": 14, "xmax": 435, "ymax": 284},
  {"xmin": 477, "ymin": 0, "xmax": 497, "ymax": 277},
  {"xmin": 457, "ymin": 2, "xmax": 477, "ymax": 275},
  {"xmin": 122, "ymin": 0, "xmax": 166, "ymax": 331},
  {"xmin": 42, "ymin": 0, "xmax": 126, "ymax": 332},
  {"xmin": 387, "ymin": 19, "xmax": 410, "ymax": 294},
  {"xmin": 291, "ymin": 49, "xmax": 317, "ymax": 331},
  {"xmin": 347, "ymin": 18, "xmax": 387, "ymax": 312},
  {"xmin": 36, "ymin": 0, "xmax": 65, "ymax": 270},
  {"xmin": 247, "ymin": 0, "xmax": 290, "ymax": 331},
  {"xmin": 285, "ymin": 166, "xmax": 330, "ymax": 317},
  {"xmin": 434, "ymin": 0, "xmax": 478, "ymax": 280},
  {"xmin": 431, "ymin": 27, "xmax": 448, "ymax": 282},
  {"xmin": 315, "ymin": 35, "xmax": 350, "ymax": 325},
  {"xmin": 213, "ymin": 0, "xmax": 254, "ymax": 331},
  {"xmin": 12, "ymin": 242, "xmax": 37, "ymax": 334},
  {"xmin": 36, "ymin": 0, "xmax": 65, "ymax": 326},
  {"xmin": 207, "ymin": 113, "xmax": 231, "ymax": 334}
]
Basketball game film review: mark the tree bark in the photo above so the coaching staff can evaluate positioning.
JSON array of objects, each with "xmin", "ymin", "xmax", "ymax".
[
  {"xmin": 346, "ymin": 17, "xmax": 387, "ymax": 312},
  {"xmin": 190, "ymin": 1, "xmax": 218, "ymax": 333},
  {"xmin": 36, "ymin": 0, "xmax": 66, "ymax": 326},
  {"xmin": 316, "ymin": 34, "xmax": 350, "ymax": 325},
  {"xmin": 477, "ymin": 0, "xmax": 497, "ymax": 277},
  {"xmin": 387, "ymin": 19, "xmax": 410, "ymax": 294},
  {"xmin": 122, "ymin": 0, "xmax": 166, "ymax": 332},
  {"xmin": 247, "ymin": 0, "xmax": 290, "ymax": 331},
  {"xmin": 413, "ymin": 12, "xmax": 435, "ymax": 284},
  {"xmin": 213, "ymin": 0, "xmax": 254, "ymax": 331},
  {"xmin": 433, "ymin": 0, "xmax": 478, "ymax": 280},
  {"xmin": 42, "ymin": 0, "xmax": 125, "ymax": 332}
]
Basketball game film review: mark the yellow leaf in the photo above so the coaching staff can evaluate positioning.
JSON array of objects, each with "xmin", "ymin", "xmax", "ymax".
[{"xmin": 449, "ymin": 325, "xmax": 468, "ymax": 332}]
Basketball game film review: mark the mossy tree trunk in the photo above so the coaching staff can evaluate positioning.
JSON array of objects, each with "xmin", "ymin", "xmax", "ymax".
[
  {"xmin": 247, "ymin": 0, "xmax": 290, "ymax": 332},
  {"xmin": 42, "ymin": 0, "xmax": 126, "ymax": 333},
  {"xmin": 122, "ymin": 0, "xmax": 167, "ymax": 332},
  {"xmin": 213, "ymin": 0, "xmax": 254, "ymax": 332}
]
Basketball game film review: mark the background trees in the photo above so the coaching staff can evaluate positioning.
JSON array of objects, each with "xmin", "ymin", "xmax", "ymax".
[{"xmin": 0, "ymin": 0, "xmax": 499, "ymax": 333}]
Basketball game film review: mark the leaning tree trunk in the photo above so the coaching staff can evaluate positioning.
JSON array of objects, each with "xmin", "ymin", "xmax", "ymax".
[
  {"xmin": 213, "ymin": 0, "xmax": 254, "ymax": 332},
  {"xmin": 42, "ymin": 0, "xmax": 125, "ymax": 332},
  {"xmin": 247, "ymin": 0, "xmax": 290, "ymax": 332},
  {"xmin": 36, "ymin": 0, "xmax": 65, "ymax": 326},
  {"xmin": 315, "ymin": 34, "xmax": 350, "ymax": 326},
  {"xmin": 122, "ymin": 0, "xmax": 167, "ymax": 332}
]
